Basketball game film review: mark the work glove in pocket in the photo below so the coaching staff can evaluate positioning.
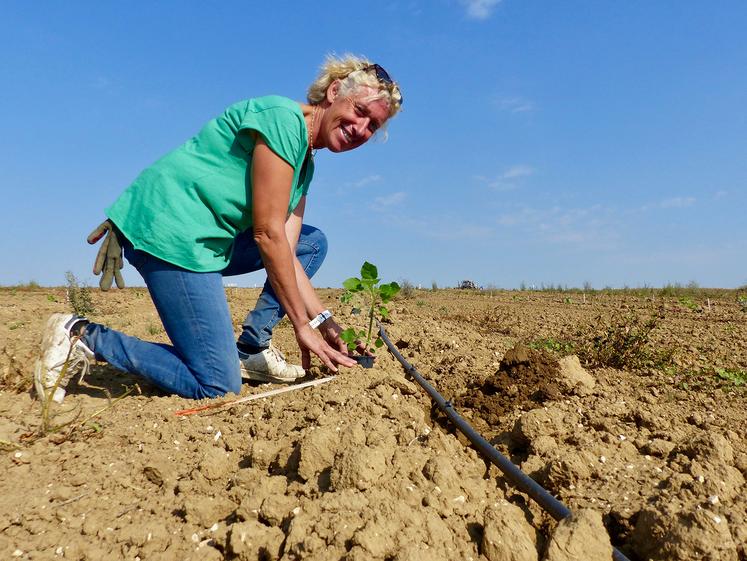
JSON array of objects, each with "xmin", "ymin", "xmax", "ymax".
[{"xmin": 87, "ymin": 219, "xmax": 125, "ymax": 291}]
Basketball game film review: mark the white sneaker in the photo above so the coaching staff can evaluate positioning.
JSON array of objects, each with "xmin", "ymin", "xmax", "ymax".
[
  {"xmin": 239, "ymin": 344, "xmax": 305, "ymax": 383},
  {"xmin": 34, "ymin": 313, "xmax": 94, "ymax": 404}
]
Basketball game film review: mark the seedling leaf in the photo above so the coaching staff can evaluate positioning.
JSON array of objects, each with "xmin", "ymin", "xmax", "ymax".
[
  {"xmin": 343, "ymin": 277, "xmax": 363, "ymax": 291},
  {"xmin": 379, "ymin": 282, "xmax": 400, "ymax": 302},
  {"xmin": 361, "ymin": 261, "xmax": 378, "ymax": 281}
]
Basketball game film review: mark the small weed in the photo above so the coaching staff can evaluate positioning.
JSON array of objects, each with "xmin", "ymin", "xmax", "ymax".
[
  {"xmin": 715, "ymin": 368, "xmax": 747, "ymax": 387},
  {"xmin": 8, "ymin": 321, "xmax": 26, "ymax": 331},
  {"xmin": 576, "ymin": 312, "xmax": 675, "ymax": 370},
  {"xmin": 146, "ymin": 323, "xmax": 164, "ymax": 336},
  {"xmin": 32, "ymin": 344, "xmax": 135, "ymax": 441},
  {"xmin": 65, "ymin": 272, "xmax": 95, "ymax": 317},
  {"xmin": 529, "ymin": 337, "xmax": 574, "ymax": 355},
  {"xmin": 678, "ymin": 296, "xmax": 699, "ymax": 311},
  {"xmin": 737, "ymin": 295, "xmax": 747, "ymax": 312},
  {"xmin": 416, "ymin": 300, "xmax": 426, "ymax": 307},
  {"xmin": 563, "ymin": 297, "xmax": 572, "ymax": 304},
  {"xmin": 47, "ymin": 294, "xmax": 58, "ymax": 303},
  {"xmin": 399, "ymin": 279, "xmax": 416, "ymax": 299},
  {"xmin": 438, "ymin": 306, "xmax": 448, "ymax": 315}
]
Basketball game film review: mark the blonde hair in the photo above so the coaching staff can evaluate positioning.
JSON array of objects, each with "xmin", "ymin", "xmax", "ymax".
[{"xmin": 307, "ymin": 53, "xmax": 403, "ymax": 118}]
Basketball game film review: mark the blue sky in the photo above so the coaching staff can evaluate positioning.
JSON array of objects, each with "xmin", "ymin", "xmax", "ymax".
[{"xmin": 1, "ymin": 1, "xmax": 745, "ymax": 289}]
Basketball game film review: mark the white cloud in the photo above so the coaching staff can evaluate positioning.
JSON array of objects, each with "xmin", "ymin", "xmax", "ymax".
[
  {"xmin": 346, "ymin": 174, "xmax": 382, "ymax": 189},
  {"xmin": 477, "ymin": 165, "xmax": 535, "ymax": 191},
  {"xmin": 370, "ymin": 191, "xmax": 406, "ymax": 211},
  {"xmin": 461, "ymin": 0, "xmax": 501, "ymax": 20},
  {"xmin": 502, "ymin": 165, "xmax": 534, "ymax": 179},
  {"xmin": 660, "ymin": 196, "xmax": 696, "ymax": 208},
  {"xmin": 496, "ymin": 204, "xmax": 619, "ymax": 250},
  {"xmin": 640, "ymin": 196, "xmax": 697, "ymax": 211},
  {"xmin": 494, "ymin": 96, "xmax": 535, "ymax": 114}
]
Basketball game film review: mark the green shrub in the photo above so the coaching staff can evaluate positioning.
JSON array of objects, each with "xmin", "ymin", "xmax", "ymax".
[
  {"xmin": 65, "ymin": 272, "xmax": 95, "ymax": 317},
  {"xmin": 577, "ymin": 312, "xmax": 674, "ymax": 370}
]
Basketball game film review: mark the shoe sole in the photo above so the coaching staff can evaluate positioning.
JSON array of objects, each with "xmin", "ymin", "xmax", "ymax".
[{"xmin": 241, "ymin": 367, "xmax": 306, "ymax": 384}]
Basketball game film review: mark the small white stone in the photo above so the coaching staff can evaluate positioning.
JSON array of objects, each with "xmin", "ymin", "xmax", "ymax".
[
  {"xmin": 708, "ymin": 495, "xmax": 720, "ymax": 505},
  {"xmin": 713, "ymin": 515, "xmax": 722, "ymax": 524},
  {"xmin": 14, "ymin": 452, "xmax": 22, "ymax": 458},
  {"xmin": 453, "ymin": 495, "xmax": 466, "ymax": 503},
  {"xmin": 206, "ymin": 425, "xmax": 213, "ymax": 432},
  {"xmin": 696, "ymin": 475, "xmax": 705, "ymax": 483},
  {"xmin": 209, "ymin": 523, "xmax": 219, "ymax": 532},
  {"xmin": 599, "ymin": 456, "xmax": 607, "ymax": 463},
  {"xmin": 191, "ymin": 533, "xmax": 200, "ymax": 543},
  {"xmin": 292, "ymin": 506, "xmax": 302, "ymax": 515},
  {"xmin": 618, "ymin": 435, "xmax": 626, "ymax": 441},
  {"xmin": 12, "ymin": 550, "xmax": 23, "ymax": 557},
  {"xmin": 213, "ymin": 431, "xmax": 222, "ymax": 441},
  {"xmin": 56, "ymin": 547, "xmax": 63, "ymax": 555}
]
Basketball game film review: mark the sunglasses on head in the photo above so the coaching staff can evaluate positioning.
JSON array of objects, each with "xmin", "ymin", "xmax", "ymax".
[{"xmin": 363, "ymin": 63, "xmax": 402, "ymax": 106}]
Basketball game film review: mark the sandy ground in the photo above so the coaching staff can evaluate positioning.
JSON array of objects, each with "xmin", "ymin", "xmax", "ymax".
[{"xmin": 1, "ymin": 286, "xmax": 745, "ymax": 560}]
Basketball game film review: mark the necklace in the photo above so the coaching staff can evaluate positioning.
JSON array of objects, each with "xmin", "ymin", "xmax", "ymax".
[{"xmin": 308, "ymin": 105, "xmax": 320, "ymax": 158}]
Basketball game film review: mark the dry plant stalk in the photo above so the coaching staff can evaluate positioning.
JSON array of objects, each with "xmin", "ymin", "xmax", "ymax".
[{"xmin": 32, "ymin": 340, "xmax": 133, "ymax": 442}]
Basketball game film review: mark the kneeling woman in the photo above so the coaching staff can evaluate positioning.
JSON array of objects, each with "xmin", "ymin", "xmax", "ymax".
[{"xmin": 35, "ymin": 55, "xmax": 403, "ymax": 402}]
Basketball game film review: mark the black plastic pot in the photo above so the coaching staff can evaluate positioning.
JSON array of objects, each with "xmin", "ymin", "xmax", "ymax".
[{"xmin": 351, "ymin": 355, "xmax": 375, "ymax": 368}]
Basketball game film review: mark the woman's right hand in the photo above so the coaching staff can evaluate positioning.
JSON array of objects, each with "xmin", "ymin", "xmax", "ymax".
[{"xmin": 295, "ymin": 324, "xmax": 357, "ymax": 371}]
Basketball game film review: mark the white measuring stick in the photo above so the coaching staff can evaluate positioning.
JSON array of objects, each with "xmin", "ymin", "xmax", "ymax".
[{"xmin": 225, "ymin": 376, "xmax": 337, "ymax": 408}]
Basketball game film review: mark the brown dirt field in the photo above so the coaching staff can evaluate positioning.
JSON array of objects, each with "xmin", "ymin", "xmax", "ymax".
[{"xmin": 1, "ymin": 286, "xmax": 746, "ymax": 560}]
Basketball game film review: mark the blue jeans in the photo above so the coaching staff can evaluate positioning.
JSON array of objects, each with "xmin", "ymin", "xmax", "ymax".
[{"xmin": 82, "ymin": 225, "xmax": 328, "ymax": 399}]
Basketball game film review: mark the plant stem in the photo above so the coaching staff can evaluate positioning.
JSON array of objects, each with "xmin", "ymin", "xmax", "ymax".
[{"xmin": 366, "ymin": 286, "xmax": 376, "ymax": 350}]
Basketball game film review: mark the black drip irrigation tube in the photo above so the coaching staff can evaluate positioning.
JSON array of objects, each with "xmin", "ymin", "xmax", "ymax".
[{"xmin": 378, "ymin": 323, "xmax": 632, "ymax": 561}]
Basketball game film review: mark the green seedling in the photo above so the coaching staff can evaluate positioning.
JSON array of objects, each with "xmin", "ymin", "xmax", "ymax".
[
  {"xmin": 678, "ymin": 296, "xmax": 699, "ymax": 311},
  {"xmin": 715, "ymin": 368, "xmax": 747, "ymax": 387},
  {"xmin": 339, "ymin": 261, "xmax": 400, "ymax": 354}
]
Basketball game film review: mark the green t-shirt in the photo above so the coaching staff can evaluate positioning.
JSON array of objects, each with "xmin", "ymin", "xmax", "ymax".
[{"xmin": 107, "ymin": 95, "xmax": 314, "ymax": 272}]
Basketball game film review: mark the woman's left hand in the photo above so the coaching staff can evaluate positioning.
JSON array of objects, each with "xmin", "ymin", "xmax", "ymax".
[
  {"xmin": 319, "ymin": 318, "xmax": 348, "ymax": 353},
  {"xmin": 320, "ymin": 318, "xmax": 370, "ymax": 356}
]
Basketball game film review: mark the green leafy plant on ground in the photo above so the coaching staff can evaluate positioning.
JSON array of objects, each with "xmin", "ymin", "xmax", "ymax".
[
  {"xmin": 715, "ymin": 368, "xmax": 747, "ymax": 387},
  {"xmin": 340, "ymin": 262, "xmax": 400, "ymax": 354},
  {"xmin": 678, "ymin": 296, "xmax": 700, "ymax": 311},
  {"xmin": 737, "ymin": 295, "xmax": 747, "ymax": 312},
  {"xmin": 65, "ymin": 271, "xmax": 95, "ymax": 317},
  {"xmin": 576, "ymin": 312, "xmax": 675, "ymax": 370},
  {"xmin": 529, "ymin": 337, "xmax": 575, "ymax": 355}
]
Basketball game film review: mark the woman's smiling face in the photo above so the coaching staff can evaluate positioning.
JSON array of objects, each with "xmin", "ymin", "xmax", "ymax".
[{"xmin": 319, "ymin": 84, "xmax": 390, "ymax": 152}]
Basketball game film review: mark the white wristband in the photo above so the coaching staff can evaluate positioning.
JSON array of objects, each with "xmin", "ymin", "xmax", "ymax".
[{"xmin": 308, "ymin": 309, "xmax": 333, "ymax": 329}]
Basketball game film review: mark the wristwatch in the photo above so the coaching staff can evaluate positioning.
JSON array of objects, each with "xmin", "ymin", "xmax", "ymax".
[{"xmin": 308, "ymin": 309, "xmax": 333, "ymax": 329}]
